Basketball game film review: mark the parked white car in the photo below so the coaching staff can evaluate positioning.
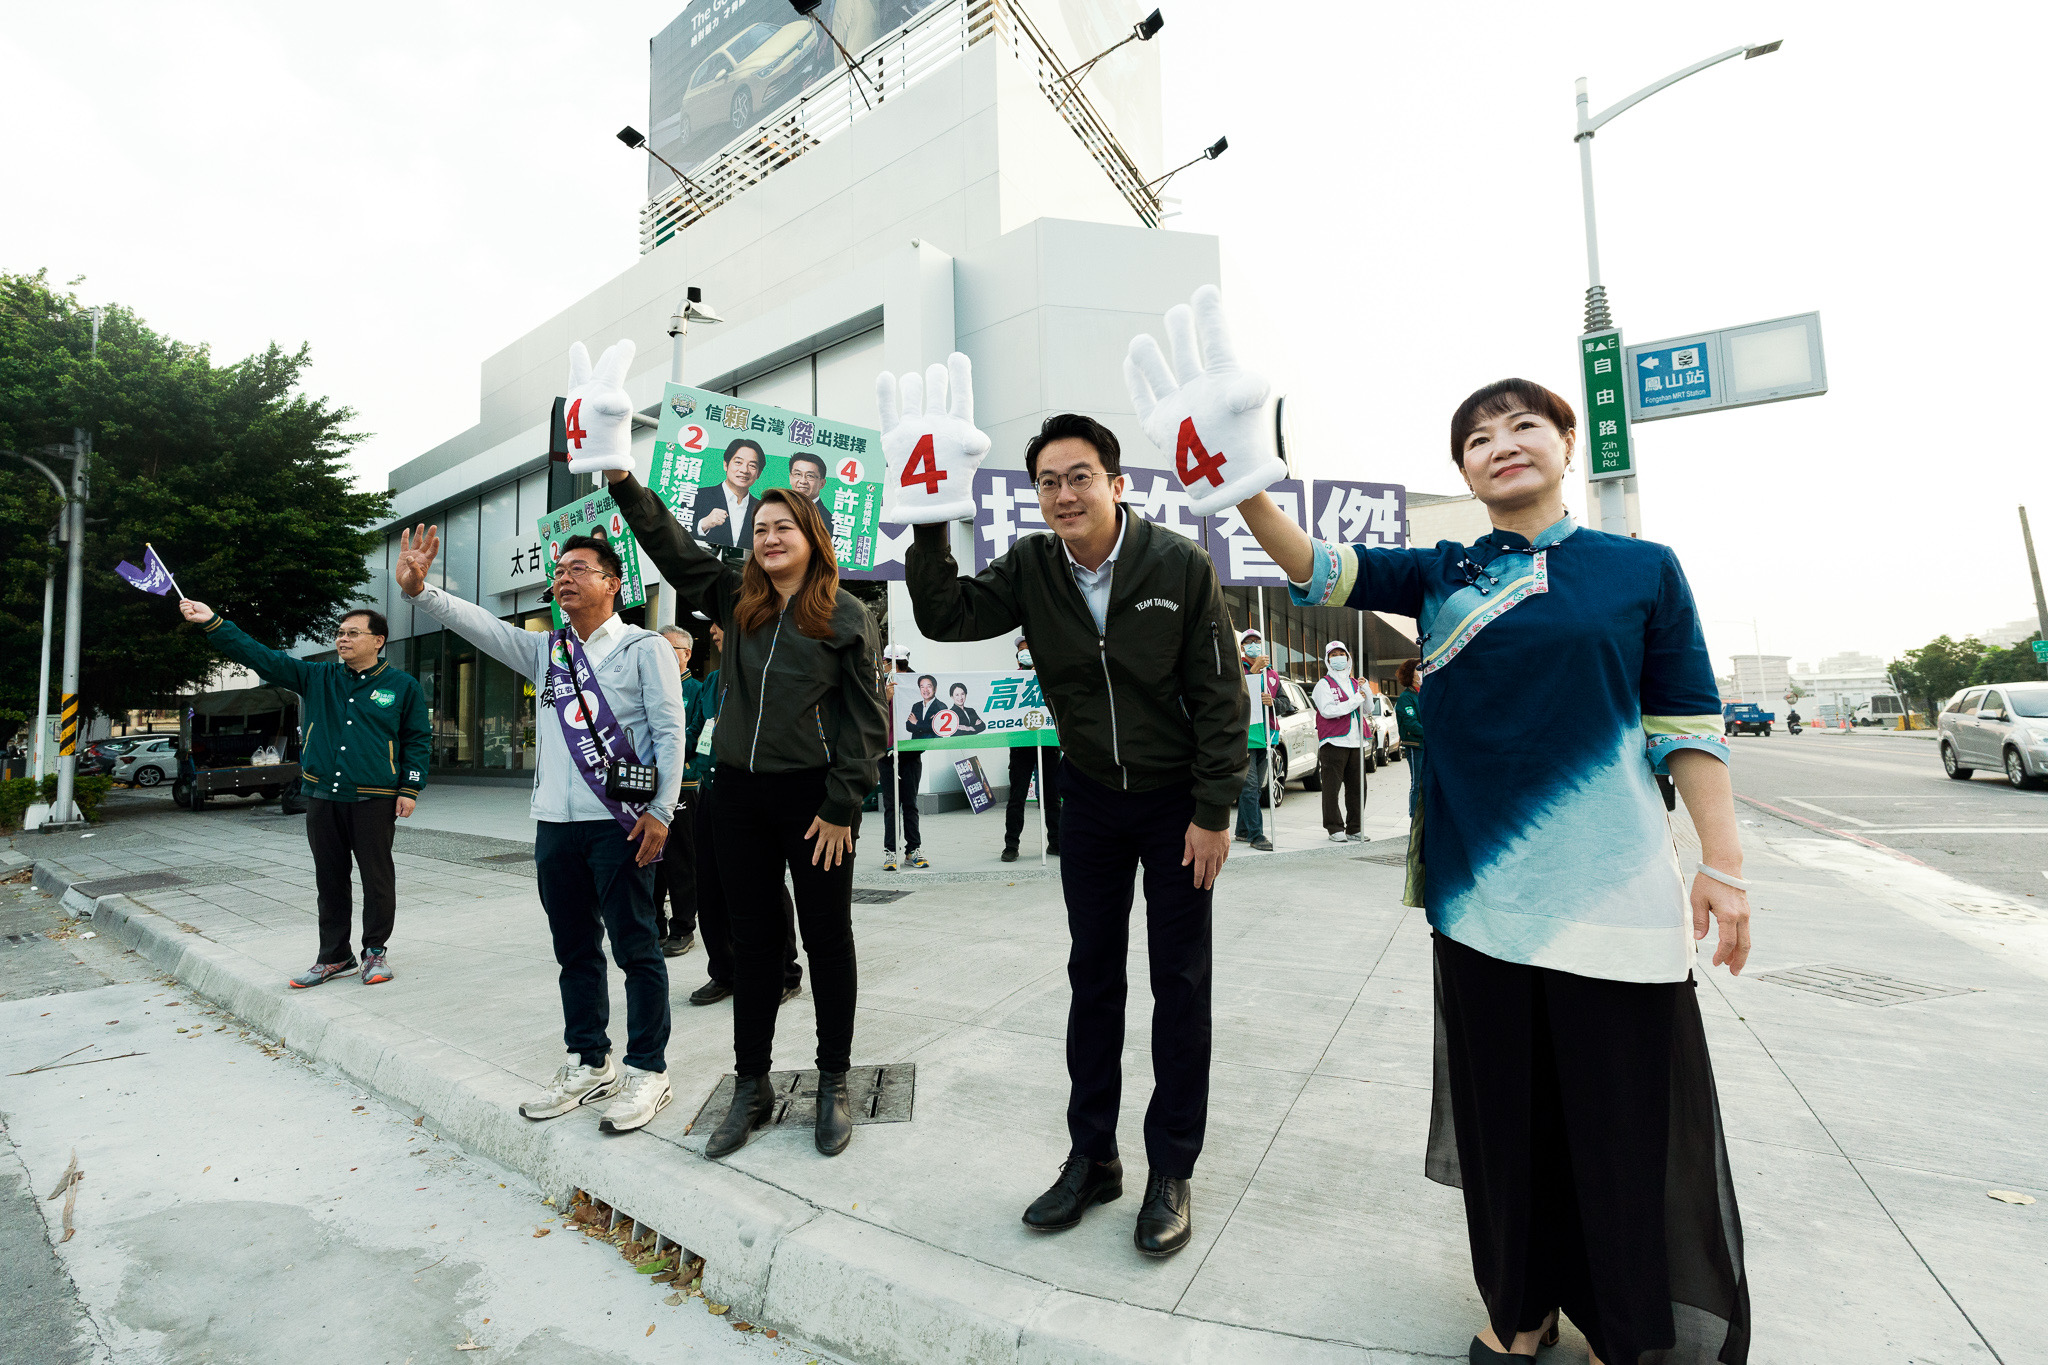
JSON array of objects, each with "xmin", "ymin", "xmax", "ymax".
[
  {"xmin": 1366, "ymin": 690, "xmax": 1402, "ymax": 769},
  {"xmin": 112, "ymin": 736, "xmax": 179, "ymax": 788},
  {"xmin": 1939, "ymin": 683, "xmax": 2048, "ymax": 789}
]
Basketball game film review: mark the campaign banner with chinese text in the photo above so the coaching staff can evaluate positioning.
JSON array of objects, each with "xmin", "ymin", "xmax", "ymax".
[
  {"xmin": 1310, "ymin": 481, "xmax": 1406, "ymax": 548},
  {"xmin": 536, "ymin": 493, "xmax": 649, "ymax": 630},
  {"xmin": 971, "ymin": 464, "xmax": 1203, "ymax": 573},
  {"xmin": 1204, "ymin": 479, "xmax": 1306, "ymax": 586},
  {"xmin": 891, "ymin": 670, "xmax": 1059, "ymax": 751},
  {"xmin": 650, "ymin": 382, "xmax": 885, "ymax": 570}
]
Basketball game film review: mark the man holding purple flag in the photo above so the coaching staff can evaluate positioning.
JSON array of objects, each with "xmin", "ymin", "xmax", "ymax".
[
  {"xmin": 177, "ymin": 596, "xmax": 429, "ymax": 990},
  {"xmin": 395, "ymin": 520, "xmax": 687, "ymax": 1137}
]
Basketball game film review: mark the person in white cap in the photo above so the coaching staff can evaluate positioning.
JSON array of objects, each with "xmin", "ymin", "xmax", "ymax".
[
  {"xmin": 1235, "ymin": 628, "xmax": 1279, "ymax": 852},
  {"xmin": 877, "ymin": 644, "xmax": 927, "ymax": 870},
  {"xmin": 1311, "ymin": 640, "xmax": 1369, "ymax": 843}
]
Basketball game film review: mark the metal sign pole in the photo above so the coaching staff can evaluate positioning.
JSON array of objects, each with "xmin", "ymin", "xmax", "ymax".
[{"xmin": 1036, "ymin": 744, "xmax": 1047, "ymax": 866}]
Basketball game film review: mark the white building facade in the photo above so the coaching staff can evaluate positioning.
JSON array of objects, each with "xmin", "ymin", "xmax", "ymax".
[{"xmin": 343, "ymin": 0, "xmax": 1229, "ymax": 804}]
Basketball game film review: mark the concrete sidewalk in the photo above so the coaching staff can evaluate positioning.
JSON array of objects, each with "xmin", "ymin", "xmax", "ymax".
[{"xmin": 12, "ymin": 781, "xmax": 2045, "ymax": 1364}]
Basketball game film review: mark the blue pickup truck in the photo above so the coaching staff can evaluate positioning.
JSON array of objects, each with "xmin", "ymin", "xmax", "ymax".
[{"xmin": 1723, "ymin": 703, "xmax": 1775, "ymax": 737}]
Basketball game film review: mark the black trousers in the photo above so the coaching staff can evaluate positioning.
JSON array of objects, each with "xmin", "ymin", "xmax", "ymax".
[
  {"xmin": 1317, "ymin": 743, "xmax": 1363, "ymax": 835},
  {"xmin": 1058, "ymin": 760, "xmax": 1212, "ymax": 1179},
  {"xmin": 534, "ymin": 819, "xmax": 670, "ymax": 1073},
  {"xmin": 304, "ymin": 796, "xmax": 396, "ymax": 965},
  {"xmin": 879, "ymin": 750, "xmax": 922, "ymax": 852},
  {"xmin": 713, "ymin": 765, "xmax": 857, "ymax": 1077},
  {"xmin": 1432, "ymin": 932, "xmax": 1750, "ymax": 1365},
  {"xmin": 653, "ymin": 788, "xmax": 698, "ymax": 941},
  {"xmin": 694, "ymin": 777, "xmax": 799, "ymax": 989},
  {"xmin": 1004, "ymin": 744, "xmax": 1062, "ymax": 849}
]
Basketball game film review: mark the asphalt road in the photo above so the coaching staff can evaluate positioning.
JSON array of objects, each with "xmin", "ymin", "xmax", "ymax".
[{"xmin": 1726, "ymin": 730, "xmax": 2048, "ymax": 903}]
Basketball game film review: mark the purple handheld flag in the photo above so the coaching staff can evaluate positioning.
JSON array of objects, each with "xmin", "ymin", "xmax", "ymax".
[{"xmin": 115, "ymin": 545, "xmax": 182, "ymax": 598}]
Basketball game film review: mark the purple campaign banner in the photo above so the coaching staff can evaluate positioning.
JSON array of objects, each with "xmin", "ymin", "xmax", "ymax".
[
  {"xmin": 971, "ymin": 465, "xmax": 1201, "ymax": 573},
  {"xmin": 1205, "ymin": 478, "xmax": 1306, "ymax": 586},
  {"xmin": 1311, "ymin": 480, "xmax": 1407, "ymax": 549},
  {"xmin": 841, "ymin": 519, "xmax": 909, "ymax": 581}
]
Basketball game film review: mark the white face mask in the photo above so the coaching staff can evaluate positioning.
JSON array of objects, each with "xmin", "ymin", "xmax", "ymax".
[
  {"xmin": 1017, "ymin": 650, "xmax": 1033, "ymax": 668},
  {"xmin": 1328, "ymin": 656, "xmax": 1350, "ymax": 674},
  {"xmin": 1244, "ymin": 642, "xmax": 1265, "ymax": 660}
]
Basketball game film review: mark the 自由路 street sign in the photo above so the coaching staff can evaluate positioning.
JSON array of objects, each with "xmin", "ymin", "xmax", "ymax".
[
  {"xmin": 2032, "ymin": 640, "xmax": 2048, "ymax": 663},
  {"xmin": 1625, "ymin": 312, "xmax": 1827, "ymax": 423},
  {"xmin": 1579, "ymin": 328, "xmax": 1633, "ymax": 482}
]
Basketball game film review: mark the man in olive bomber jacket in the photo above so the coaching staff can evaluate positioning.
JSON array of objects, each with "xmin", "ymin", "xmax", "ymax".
[{"xmin": 904, "ymin": 411, "xmax": 1249, "ymax": 1260}]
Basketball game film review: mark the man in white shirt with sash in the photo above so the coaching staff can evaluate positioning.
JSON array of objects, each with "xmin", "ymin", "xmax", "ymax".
[{"xmin": 395, "ymin": 525, "xmax": 687, "ymax": 1135}]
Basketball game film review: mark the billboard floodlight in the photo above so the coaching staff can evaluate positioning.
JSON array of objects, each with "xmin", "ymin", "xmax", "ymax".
[
  {"xmin": 789, "ymin": 0, "xmax": 823, "ymax": 13},
  {"xmin": 1205, "ymin": 136, "xmax": 1227, "ymax": 160},
  {"xmin": 1145, "ymin": 134, "xmax": 1228, "ymax": 194},
  {"xmin": 790, "ymin": 0, "xmax": 877, "ymax": 105},
  {"xmin": 619, "ymin": 125, "xmax": 711, "ymax": 212},
  {"xmin": 1139, "ymin": 9, "xmax": 1165, "ymax": 40},
  {"xmin": 1058, "ymin": 8, "xmax": 1165, "ymax": 93},
  {"xmin": 1744, "ymin": 40, "xmax": 1783, "ymax": 58}
]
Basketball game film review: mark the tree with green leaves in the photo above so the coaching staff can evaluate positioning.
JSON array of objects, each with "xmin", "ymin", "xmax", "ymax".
[
  {"xmin": 1969, "ymin": 632, "xmax": 2048, "ymax": 687},
  {"xmin": 1, "ymin": 269, "xmax": 390, "ymax": 724},
  {"xmin": 1889, "ymin": 635, "xmax": 1985, "ymax": 721}
]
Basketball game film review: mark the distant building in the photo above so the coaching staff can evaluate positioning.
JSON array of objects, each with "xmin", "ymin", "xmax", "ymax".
[
  {"xmin": 1729, "ymin": 654, "xmax": 1792, "ymax": 708},
  {"xmin": 1981, "ymin": 618, "xmax": 2041, "ymax": 648},
  {"xmin": 1790, "ymin": 652, "xmax": 1896, "ymax": 723}
]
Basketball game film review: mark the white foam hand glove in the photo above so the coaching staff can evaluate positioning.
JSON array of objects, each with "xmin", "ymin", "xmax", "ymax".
[
  {"xmin": 563, "ymin": 339, "xmax": 638, "ymax": 474},
  {"xmin": 876, "ymin": 352, "xmax": 989, "ymax": 525},
  {"xmin": 1124, "ymin": 285, "xmax": 1284, "ymax": 516}
]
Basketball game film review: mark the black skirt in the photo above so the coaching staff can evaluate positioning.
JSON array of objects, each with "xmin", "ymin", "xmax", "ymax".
[{"xmin": 1428, "ymin": 932, "xmax": 1750, "ymax": 1365}]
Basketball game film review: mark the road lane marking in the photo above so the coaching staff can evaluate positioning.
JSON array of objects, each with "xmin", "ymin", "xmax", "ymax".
[
  {"xmin": 1734, "ymin": 794, "xmax": 1926, "ymax": 865},
  {"xmin": 1858, "ymin": 826, "xmax": 2048, "ymax": 834},
  {"xmin": 1781, "ymin": 798, "xmax": 1874, "ymax": 826}
]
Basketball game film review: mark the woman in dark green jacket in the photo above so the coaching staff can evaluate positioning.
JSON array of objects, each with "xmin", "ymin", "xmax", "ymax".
[{"xmin": 1395, "ymin": 657, "xmax": 1423, "ymax": 819}]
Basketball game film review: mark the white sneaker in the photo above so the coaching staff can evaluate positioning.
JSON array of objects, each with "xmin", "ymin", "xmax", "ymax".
[
  {"xmin": 599, "ymin": 1066, "xmax": 673, "ymax": 1134},
  {"xmin": 520, "ymin": 1053, "xmax": 621, "ymax": 1120},
  {"xmin": 1347, "ymin": 832, "xmax": 1370, "ymax": 843},
  {"xmin": 1328, "ymin": 831, "xmax": 1348, "ymax": 844}
]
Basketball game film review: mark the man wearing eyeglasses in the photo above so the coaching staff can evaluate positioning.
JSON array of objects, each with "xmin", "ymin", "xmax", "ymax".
[
  {"xmin": 392, "ymin": 529, "xmax": 684, "ymax": 1134},
  {"xmin": 904, "ymin": 412, "xmax": 1248, "ymax": 1259},
  {"xmin": 178, "ymin": 600, "xmax": 431, "ymax": 990}
]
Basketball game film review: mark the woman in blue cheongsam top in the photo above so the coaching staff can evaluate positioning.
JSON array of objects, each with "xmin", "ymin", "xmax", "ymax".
[{"xmin": 1231, "ymin": 378, "xmax": 1753, "ymax": 1365}]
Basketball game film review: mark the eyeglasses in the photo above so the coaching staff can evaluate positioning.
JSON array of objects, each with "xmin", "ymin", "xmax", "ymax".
[
  {"xmin": 551, "ymin": 562, "xmax": 615, "ymax": 583},
  {"xmin": 334, "ymin": 629, "xmax": 379, "ymax": 642},
  {"xmin": 1035, "ymin": 469, "xmax": 1108, "ymax": 497}
]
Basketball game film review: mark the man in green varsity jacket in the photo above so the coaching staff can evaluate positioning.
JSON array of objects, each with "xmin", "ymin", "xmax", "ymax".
[{"xmin": 180, "ymin": 599, "xmax": 431, "ymax": 989}]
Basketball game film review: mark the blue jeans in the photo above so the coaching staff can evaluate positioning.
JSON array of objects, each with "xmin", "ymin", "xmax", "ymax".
[
  {"xmin": 534, "ymin": 819, "xmax": 671, "ymax": 1073},
  {"xmin": 1236, "ymin": 749, "xmax": 1268, "ymax": 840}
]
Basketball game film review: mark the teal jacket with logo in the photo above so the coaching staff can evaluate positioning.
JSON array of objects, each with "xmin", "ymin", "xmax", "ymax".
[{"xmin": 200, "ymin": 615, "xmax": 432, "ymax": 802}]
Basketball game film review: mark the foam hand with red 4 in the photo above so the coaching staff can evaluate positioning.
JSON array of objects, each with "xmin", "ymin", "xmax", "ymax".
[
  {"xmin": 876, "ymin": 352, "xmax": 989, "ymax": 525},
  {"xmin": 1124, "ymin": 285, "xmax": 1285, "ymax": 516},
  {"xmin": 562, "ymin": 338, "xmax": 638, "ymax": 474}
]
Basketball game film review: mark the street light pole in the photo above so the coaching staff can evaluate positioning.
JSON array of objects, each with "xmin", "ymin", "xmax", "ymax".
[
  {"xmin": 1573, "ymin": 41, "xmax": 1782, "ymax": 539},
  {"xmin": 7, "ymin": 451, "xmax": 68, "ymax": 783},
  {"xmin": 2020, "ymin": 505, "xmax": 2048, "ymax": 677}
]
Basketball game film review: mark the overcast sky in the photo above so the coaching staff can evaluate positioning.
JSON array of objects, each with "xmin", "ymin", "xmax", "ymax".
[{"xmin": 5, "ymin": 1, "xmax": 2041, "ymax": 673}]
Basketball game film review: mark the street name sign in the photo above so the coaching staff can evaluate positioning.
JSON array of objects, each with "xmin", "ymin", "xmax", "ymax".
[
  {"xmin": 1625, "ymin": 312, "xmax": 1827, "ymax": 423},
  {"xmin": 2032, "ymin": 640, "xmax": 2048, "ymax": 663},
  {"xmin": 1579, "ymin": 328, "xmax": 1634, "ymax": 482}
]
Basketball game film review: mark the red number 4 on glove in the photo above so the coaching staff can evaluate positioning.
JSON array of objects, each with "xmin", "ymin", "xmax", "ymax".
[
  {"xmin": 876, "ymin": 352, "xmax": 990, "ymax": 525},
  {"xmin": 1124, "ymin": 286, "xmax": 1287, "ymax": 516}
]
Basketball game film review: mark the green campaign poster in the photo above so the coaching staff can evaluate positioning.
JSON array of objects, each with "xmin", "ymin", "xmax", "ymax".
[
  {"xmin": 536, "ymin": 492, "xmax": 648, "ymax": 631},
  {"xmin": 651, "ymin": 382, "xmax": 885, "ymax": 570}
]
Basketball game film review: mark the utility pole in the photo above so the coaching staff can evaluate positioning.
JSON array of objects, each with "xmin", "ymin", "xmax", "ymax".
[
  {"xmin": 51, "ymin": 309, "xmax": 103, "ymax": 827},
  {"xmin": 2022, "ymin": 506, "xmax": 2048, "ymax": 678}
]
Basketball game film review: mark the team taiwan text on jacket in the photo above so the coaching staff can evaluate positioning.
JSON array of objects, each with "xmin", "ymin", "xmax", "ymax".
[
  {"xmin": 199, "ymin": 615, "xmax": 431, "ymax": 802},
  {"xmin": 611, "ymin": 474, "xmax": 888, "ymax": 829},
  {"xmin": 905, "ymin": 509, "xmax": 1249, "ymax": 831}
]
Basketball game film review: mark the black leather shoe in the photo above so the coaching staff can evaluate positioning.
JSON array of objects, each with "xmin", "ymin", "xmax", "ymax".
[
  {"xmin": 815, "ymin": 1070, "xmax": 852, "ymax": 1156},
  {"xmin": 1133, "ymin": 1169, "xmax": 1191, "ymax": 1257},
  {"xmin": 689, "ymin": 979, "xmax": 732, "ymax": 1006},
  {"xmin": 705, "ymin": 1075, "xmax": 772, "ymax": 1159},
  {"xmin": 1001, "ymin": 845, "xmax": 1019, "ymax": 863},
  {"xmin": 1021, "ymin": 1156, "xmax": 1123, "ymax": 1231}
]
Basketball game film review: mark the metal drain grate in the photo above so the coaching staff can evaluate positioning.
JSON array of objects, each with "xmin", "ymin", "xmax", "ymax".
[
  {"xmin": 850, "ymin": 888, "xmax": 913, "ymax": 904},
  {"xmin": 1757, "ymin": 964, "xmax": 1981, "ymax": 1007},
  {"xmin": 71, "ymin": 871, "xmax": 188, "ymax": 898},
  {"xmin": 4, "ymin": 932, "xmax": 42, "ymax": 944},
  {"xmin": 1351, "ymin": 851, "xmax": 1408, "ymax": 867},
  {"xmin": 688, "ymin": 1063, "xmax": 916, "ymax": 1134}
]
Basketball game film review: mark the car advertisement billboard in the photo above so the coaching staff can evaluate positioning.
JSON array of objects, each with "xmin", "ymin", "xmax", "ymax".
[{"xmin": 646, "ymin": 0, "xmax": 940, "ymax": 195}]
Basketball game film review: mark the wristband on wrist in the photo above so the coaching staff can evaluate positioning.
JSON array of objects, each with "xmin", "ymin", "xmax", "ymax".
[{"xmin": 1697, "ymin": 863, "xmax": 1751, "ymax": 892}]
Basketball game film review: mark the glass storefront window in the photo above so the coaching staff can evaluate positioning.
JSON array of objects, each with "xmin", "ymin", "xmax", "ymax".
[{"xmin": 443, "ymin": 498, "xmax": 480, "ymax": 604}]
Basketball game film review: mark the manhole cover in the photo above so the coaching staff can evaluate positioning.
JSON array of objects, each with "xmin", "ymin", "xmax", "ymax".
[
  {"xmin": 689, "ymin": 1063, "xmax": 915, "ymax": 1133},
  {"xmin": 1757, "ymin": 964, "xmax": 1981, "ymax": 1007},
  {"xmin": 1941, "ymin": 897, "xmax": 2046, "ymax": 923},
  {"xmin": 1352, "ymin": 852, "xmax": 1407, "ymax": 867},
  {"xmin": 71, "ymin": 871, "xmax": 188, "ymax": 898},
  {"xmin": 850, "ymin": 888, "xmax": 912, "ymax": 904}
]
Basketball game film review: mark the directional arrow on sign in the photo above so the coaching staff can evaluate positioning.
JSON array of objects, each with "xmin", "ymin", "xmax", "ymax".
[{"xmin": 1639, "ymin": 356, "xmax": 1660, "ymax": 369}]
